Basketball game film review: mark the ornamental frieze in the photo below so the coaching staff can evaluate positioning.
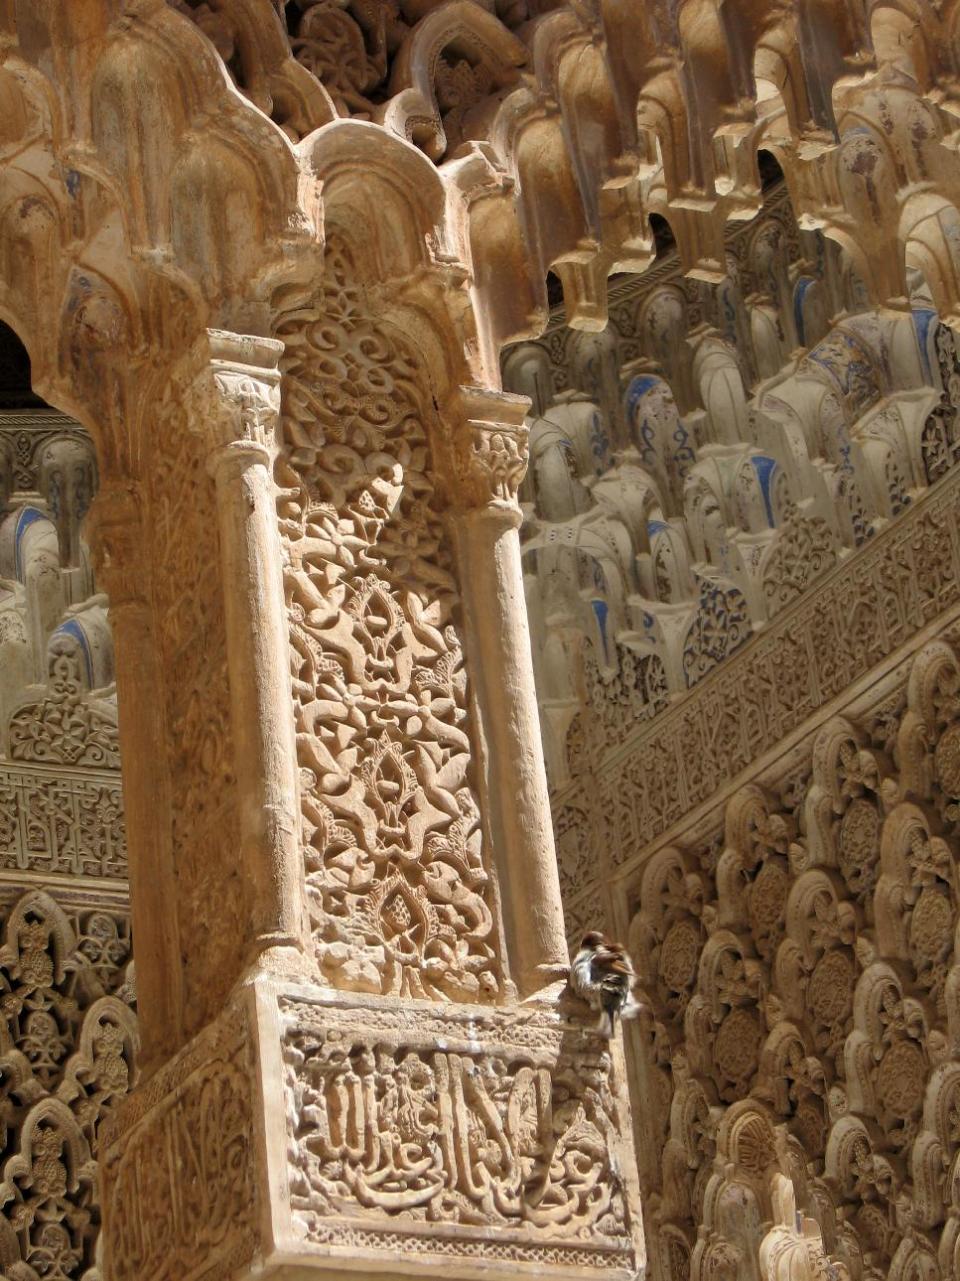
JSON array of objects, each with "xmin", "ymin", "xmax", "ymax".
[
  {"xmin": 0, "ymin": 762, "xmax": 125, "ymax": 880},
  {"xmin": 554, "ymin": 454, "xmax": 960, "ymax": 899},
  {"xmin": 283, "ymin": 995, "xmax": 640, "ymax": 1263}
]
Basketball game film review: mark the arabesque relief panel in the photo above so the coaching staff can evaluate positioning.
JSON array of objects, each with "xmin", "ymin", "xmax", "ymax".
[
  {"xmin": 146, "ymin": 378, "xmax": 245, "ymax": 1035},
  {"xmin": 100, "ymin": 1002, "xmax": 256, "ymax": 1281},
  {"xmin": 276, "ymin": 238, "xmax": 505, "ymax": 1003},
  {"xmin": 282, "ymin": 993, "xmax": 641, "ymax": 1272},
  {"xmin": 0, "ymin": 886, "xmax": 135, "ymax": 1281},
  {"xmin": 99, "ymin": 980, "xmax": 645, "ymax": 1281}
]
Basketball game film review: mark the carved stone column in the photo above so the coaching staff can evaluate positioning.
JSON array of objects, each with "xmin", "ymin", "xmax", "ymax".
[
  {"xmin": 204, "ymin": 330, "xmax": 307, "ymax": 969},
  {"xmin": 100, "ymin": 308, "xmax": 644, "ymax": 1279},
  {"xmin": 442, "ymin": 385, "xmax": 569, "ymax": 995}
]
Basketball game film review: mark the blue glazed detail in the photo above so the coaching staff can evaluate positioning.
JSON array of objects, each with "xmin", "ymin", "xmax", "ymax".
[
  {"xmin": 589, "ymin": 411, "xmax": 610, "ymax": 475},
  {"xmin": 624, "ymin": 374, "xmax": 660, "ymax": 415},
  {"xmin": 672, "ymin": 421, "xmax": 696, "ymax": 478},
  {"xmin": 912, "ymin": 307, "xmax": 936, "ymax": 383},
  {"xmin": 720, "ymin": 282, "xmax": 737, "ymax": 343},
  {"xmin": 54, "ymin": 618, "xmax": 93, "ymax": 686},
  {"xmin": 794, "ymin": 277, "xmax": 814, "ymax": 347},
  {"xmin": 14, "ymin": 507, "xmax": 49, "ymax": 581},
  {"xmin": 806, "ymin": 330, "xmax": 877, "ymax": 411},
  {"xmin": 591, "ymin": 598, "xmax": 609, "ymax": 657},
  {"xmin": 750, "ymin": 455, "xmax": 779, "ymax": 528}
]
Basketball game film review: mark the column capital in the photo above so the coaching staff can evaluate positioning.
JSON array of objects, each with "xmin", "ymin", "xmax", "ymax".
[
  {"xmin": 202, "ymin": 328, "xmax": 285, "ymax": 457},
  {"xmin": 440, "ymin": 383, "xmax": 531, "ymax": 511}
]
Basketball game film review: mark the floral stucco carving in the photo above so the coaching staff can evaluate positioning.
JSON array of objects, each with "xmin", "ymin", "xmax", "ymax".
[{"xmin": 277, "ymin": 239, "xmax": 504, "ymax": 1001}]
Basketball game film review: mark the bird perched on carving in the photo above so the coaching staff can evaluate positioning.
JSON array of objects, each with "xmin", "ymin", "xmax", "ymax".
[{"xmin": 570, "ymin": 931, "xmax": 642, "ymax": 1037}]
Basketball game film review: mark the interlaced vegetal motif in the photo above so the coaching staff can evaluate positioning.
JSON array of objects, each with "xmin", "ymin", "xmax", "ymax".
[
  {"xmin": 760, "ymin": 516, "xmax": 838, "ymax": 612},
  {"xmin": 0, "ymin": 414, "xmax": 90, "ymax": 493},
  {"xmin": 287, "ymin": 0, "xmax": 526, "ymax": 145},
  {"xmin": 583, "ymin": 643, "xmax": 669, "ymax": 744},
  {"xmin": 283, "ymin": 1000, "xmax": 633, "ymax": 1255},
  {"xmin": 682, "ymin": 579, "xmax": 751, "ymax": 686},
  {"xmin": 0, "ymin": 890, "xmax": 136, "ymax": 1281},
  {"xmin": 277, "ymin": 239, "xmax": 500, "ymax": 1002},
  {"xmin": 922, "ymin": 323, "xmax": 960, "ymax": 483},
  {"xmin": 553, "ymin": 802, "xmax": 598, "ymax": 908},
  {"xmin": 9, "ymin": 654, "xmax": 119, "ymax": 770},
  {"xmin": 602, "ymin": 635, "xmax": 960, "ymax": 1281},
  {"xmin": 173, "ymin": 0, "xmax": 529, "ymax": 152}
]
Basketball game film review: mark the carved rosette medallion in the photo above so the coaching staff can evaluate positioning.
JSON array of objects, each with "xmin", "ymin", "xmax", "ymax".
[
  {"xmin": 838, "ymin": 796, "xmax": 881, "ymax": 899},
  {"xmin": 658, "ymin": 918, "xmax": 701, "ymax": 997},
  {"xmin": 806, "ymin": 948, "xmax": 854, "ymax": 1037},
  {"xmin": 934, "ymin": 722, "xmax": 960, "ymax": 802}
]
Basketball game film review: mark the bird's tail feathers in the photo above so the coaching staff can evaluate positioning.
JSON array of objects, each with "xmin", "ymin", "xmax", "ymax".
[
  {"xmin": 593, "ymin": 997, "xmax": 644, "ymax": 1038},
  {"xmin": 594, "ymin": 1008, "xmax": 614, "ymax": 1038},
  {"xmin": 619, "ymin": 995, "xmax": 644, "ymax": 1021}
]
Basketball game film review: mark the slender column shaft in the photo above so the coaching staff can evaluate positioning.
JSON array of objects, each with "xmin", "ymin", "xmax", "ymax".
[
  {"xmin": 444, "ymin": 385, "xmax": 568, "ymax": 996},
  {"xmin": 204, "ymin": 331, "xmax": 306, "ymax": 967},
  {"xmin": 207, "ymin": 438, "xmax": 305, "ymax": 960}
]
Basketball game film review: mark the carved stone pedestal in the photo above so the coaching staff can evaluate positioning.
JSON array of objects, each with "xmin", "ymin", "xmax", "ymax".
[{"xmin": 100, "ymin": 980, "xmax": 645, "ymax": 1281}]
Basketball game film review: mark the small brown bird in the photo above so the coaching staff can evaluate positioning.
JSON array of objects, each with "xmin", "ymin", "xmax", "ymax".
[{"xmin": 570, "ymin": 931, "xmax": 642, "ymax": 1037}]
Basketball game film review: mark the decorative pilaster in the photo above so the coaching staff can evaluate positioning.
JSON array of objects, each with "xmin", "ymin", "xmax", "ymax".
[
  {"xmin": 86, "ymin": 480, "xmax": 183, "ymax": 1074},
  {"xmin": 442, "ymin": 384, "xmax": 569, "ymax": 995}
]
